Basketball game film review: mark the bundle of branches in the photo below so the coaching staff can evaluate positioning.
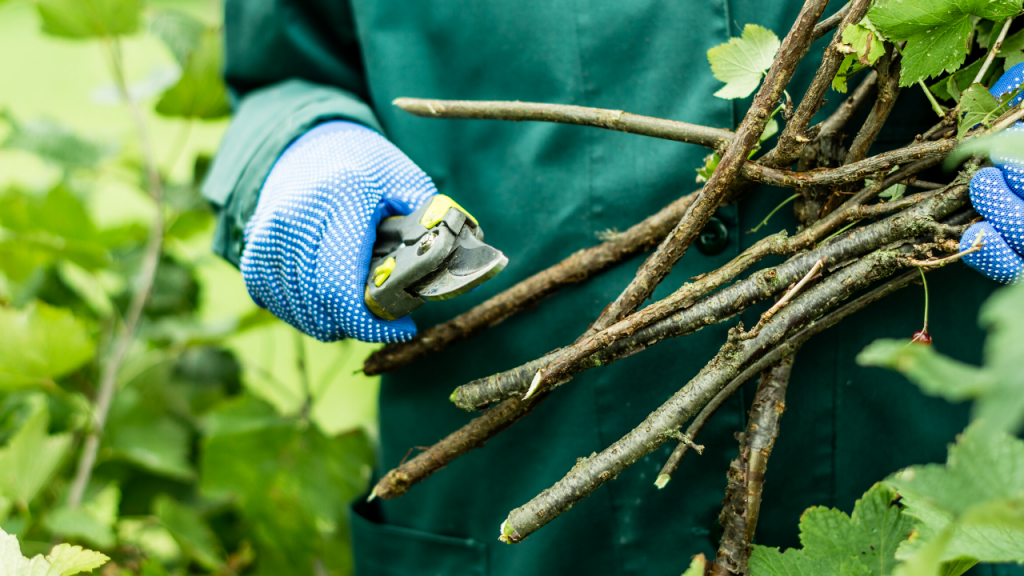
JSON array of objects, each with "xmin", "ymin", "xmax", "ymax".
[{"xmin": 361, "ymin": 0, "xmax": 1024, "ymax": 572}]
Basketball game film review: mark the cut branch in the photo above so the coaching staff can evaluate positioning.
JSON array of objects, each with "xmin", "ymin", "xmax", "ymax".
[
  {"xmin": 393, "ymin": 98, "xmax": 735, "ymax": 150},
  {"xmin": 712, "ymin": 355, "xmax": 795, "ymax": 576},
  {"xmin": 845, "ymin": 48, "xmax": 902, "ymax": 164},
  {"xmin": 500, "ymin": 250, "xmax": 915, "ymax": 544}
]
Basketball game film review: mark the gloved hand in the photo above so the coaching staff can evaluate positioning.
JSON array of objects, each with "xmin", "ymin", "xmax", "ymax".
[
  {"xmin": 960, "ymin": 63, "xmax": 1024, "ymax": 283},
  {"xmin": 240, "ymin": 120, "xmax": 437, "ymax": 343}
]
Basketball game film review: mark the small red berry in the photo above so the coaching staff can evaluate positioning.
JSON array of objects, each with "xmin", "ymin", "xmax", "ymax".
[{"xmin": 911, "ymin": 330, "xmax": 932, "ymax": 346}]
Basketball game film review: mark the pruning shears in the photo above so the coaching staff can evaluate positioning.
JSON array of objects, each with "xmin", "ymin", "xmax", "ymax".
[{"xmin": 364, "ymin": 195, "xmax": 508, "ymax": 321}]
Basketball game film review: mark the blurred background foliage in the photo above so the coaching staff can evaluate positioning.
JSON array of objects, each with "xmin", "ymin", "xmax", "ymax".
[{"xmin": 0, "ymin": 1, "xmax": 381, "ymax": 574}]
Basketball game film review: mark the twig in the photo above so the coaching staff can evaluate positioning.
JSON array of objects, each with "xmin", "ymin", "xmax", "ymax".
[
  {"xmin": 393, "ymin": 99, "xmax": 735, "ymax": 150},
  {"xmin": 712, "ymin": 355, "xmax": 795, "ymax": 576},
  {"xmin": 975, "ymin": 17, "xmax": 1014, "ymax": 85},
  {"xmin": 810, "ymin": 2, "xmax": 853, "ymax": 43},
  {"xmin": 903, "ymin": 230, "xmax": 984, "ymax": 268},
  {"xmin": 737, "ymin": 258, "xmax": 825, "ymax": 340},
  {"xmin": 846, "ymin": 47, "xmax": 902, "ymax": 164},
  {"xmin": 68, "ymin": 39, "xmax": 165, "ymax": 508}
]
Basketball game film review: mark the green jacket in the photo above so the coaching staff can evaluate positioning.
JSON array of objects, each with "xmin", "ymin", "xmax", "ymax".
[{"xmin": 202, "ymin": 1, "xmax": 1004, "ymax": 575}]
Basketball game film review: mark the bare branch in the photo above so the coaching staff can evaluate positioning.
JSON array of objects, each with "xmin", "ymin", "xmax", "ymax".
[
  {"xmin": 394, "ymin": 98, "xmax": 735, "ymax": 150},
  {"xmin": 810, "ymin": 2, "xmax": 852, "ymax": 42},
  {"xmin": 845, "ymin": 47, "xmax": 902, "ymax": 164},
  {"xmin": 712, "ymin": 355, "xmax": 795, "ymax": 576}
]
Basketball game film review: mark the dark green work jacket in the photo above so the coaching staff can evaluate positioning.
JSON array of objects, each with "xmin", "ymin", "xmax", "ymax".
[{"xmin": 202, "ymin": 1, "xmax": 1005, "ymax": 575}]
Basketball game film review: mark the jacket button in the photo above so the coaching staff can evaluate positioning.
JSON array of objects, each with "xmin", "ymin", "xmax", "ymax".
[{"xmin": 696, "ymin": 217, "xmax": 729, "ymax": 256}]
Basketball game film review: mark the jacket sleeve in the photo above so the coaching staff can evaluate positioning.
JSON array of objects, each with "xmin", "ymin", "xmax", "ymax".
[{"xmin": 202, "ymin": 0, "xmax": 382, "ymax": 266}]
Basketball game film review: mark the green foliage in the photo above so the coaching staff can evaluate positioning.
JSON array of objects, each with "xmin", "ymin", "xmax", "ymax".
[
  {"xmin": 0, "ymin": 3, "xmax": 374, "ymax": 575},
  {"xmin": 750, "ymin": 483, "xmax": 915, "ymax": 576},
  {"xmin": 36, "ymin": 0, "xmax": 142, "ymax": 38},
  {"xmin": 957, "ymin": 84, "xmax": 1017, "ymax": 139},
  {"xmin": 707, "ymin": 24, "xmax": 781, "ymax": 99},
  {"xmin": 680, "ymin": 554, "xmax": 707, "ymax": 576},
  {"xmin": 841, "ymin": 17, "xmax": 887, "ymax": 67},
  {"xmin": 155, "ymin": 29, "xmax": 230, "ymax": 119},
  {"xmin": 1, "ymin": 526, "xmax": 109, "ymax": 575},
  {"xmin": 0, "ymin": 302, "xmax": 94, "ymax": 389},
  {"xmin": 889, "ymin": 425, "xmax": 1024, "ymax": 565},
  {"xmin": 0, "ymin": 396, "xmax": 72, "ymax": 508},
  {"xmin": 868, "ymin": 0, "xmax": 1023, "ymax": 86}
]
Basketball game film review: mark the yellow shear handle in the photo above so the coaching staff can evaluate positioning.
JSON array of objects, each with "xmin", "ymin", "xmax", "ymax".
[{"xmin": 419, "ymin": 195, "xmax": 479, "ymax": 229}]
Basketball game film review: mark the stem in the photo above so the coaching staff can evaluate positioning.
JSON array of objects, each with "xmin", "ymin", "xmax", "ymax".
[
  {"xmin": 974, "ymin": 17, "xmax": 1014, "ymax": 86},
  {"xmin": 918, "ymin": 267, "xmax": 929, "ymax": 334},
  {"xmin": 751, "ymin": 194, "xmax": 800, "ymax": 233},
  {"xmin": 67, "ymin": 38, "xmax": 165, "ymax": 509},
  {"xmin": 394, "ymin": 98, "xmax": 735, "ymax": 150},
  {"xmin": 846, "ymin": 48, "xmax": 902, "ymax": 164},
  {"xmin": 920, "ymin": 80, "xmax": 947, "ymax": 118}
]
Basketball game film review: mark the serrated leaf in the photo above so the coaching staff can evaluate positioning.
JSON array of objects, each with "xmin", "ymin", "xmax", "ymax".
[
  {"xmin": 35, "ymin": 0, "xmax": 142, "ymax": 38},
  {"xmin": 869, "ymin": 0, "xmax": 1023, "ymax": 86},
  {"xmin": 856, "ymin": 339, "xmax": 994, "ymax": 402},
  {"xmin": 41, "ymin": 544, "xmax": 109, "ymax": 576},
  {"xmin": 149, "ymin": 10, "xmax": 205, "ymax": 67},
  {"xmin": 888, "ymin": 424, "xmax": 1024, "ymax": 565},
  {"xmin": 0, "ymin": 113, "xmax": 113, "ymax": 171},
  {"xmin": 707, "ymin": 24, "xmax": 781, "ymax": 99},
  {"xmin": 0, "ymin": 397, "xmax": 72, "ymax": 507},
  {"xmin": 929, "ymin": 59, "xmax": 983, "ymax": 102},
  {"xmin": 750, "ymin": 484, "xmax": 915, "ymax": 576},
  {"xmin": 155, "ymin": 29, "xmax": 230, "ymax": 119},
  {"xmin": 958, "ymin": 84, "xmax": 1009, "ymax": 139},
  {"xmin": 0, "ymin": 302, "xmax": 94, "ymax": 389}
]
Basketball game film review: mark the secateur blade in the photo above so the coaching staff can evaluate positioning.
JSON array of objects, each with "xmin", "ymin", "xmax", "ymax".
[{"xmin": 412, "ymin": 226, "xmax": 509, "ymax": 301}]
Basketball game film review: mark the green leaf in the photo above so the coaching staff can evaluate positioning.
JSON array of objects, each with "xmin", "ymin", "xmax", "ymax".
[
  {"xmin": 999, "ymin": 28, "xmax": 1024, "ymax": 69},
  {"xmin": 945, "ymin": 128, "xmax": 1024, "ymax": 169},
  {"xmin": 153, "ymin": 496, "xmax": 224, "ymax": 571},
  {"xmin": 695, "ymin": 152, "xmax": 721, "ymax": 183},
  {"xmin": 0, "ymin": 396, "xmax": 72, "ymax": 507},
  {"xmin": 36, "ymin": 0, "xmax": 142, "ymax": 38},
  {"xmin": 707, "ymin": 24, "xmax": 781, "ymax": 99},
  {"xmin": 0, "ymin": 527, "xmax": 110, "ymax": 576},
  {"xmin": 833, "ymin": 54, "xmax": 867, "ymax": 93},
  {"xmin": 200, "ymin": 396, "xmax": 373, "ymax": 575},
  {"xmin": 957, "ymin": 84, "xmax": 1012, "ymax": 139},
  {"xmin": 888, "ymin": 424, "xmax": 1024, "ymax": 565},
  {"xmin": 155, "ymin": 29, "xmax": 230, "ymax": 119},
  {"xmin": 0, "ymin": 113, "xmax": 113, "ymax": 171},
  {"xmin": 149, "ymin": 10, "xmax": 205, "ymax": 67},
  {"xmin": 929, "ymin": 59, "xmax": 983, "ymax": 102},
  {"xmin": 0, "ymin": 302, "xmax": 94, "ymax": 389},
  {"xmin": 44, "ymin": 485, "xmax": 120, "ymax": 550},
  {"xmin": 40, "ymin": 543, "xmax": 110, "ymax": 576},
  {"xmin": 103, "ymin": 387, "xmax": 194, "ymax": 480},
  {"xmin": 840, "ymin": 18, "xmax": 887, "ymax": 66},
  {"xmin": 868, "ymin": 0, "xmax": 1023, "ymax": 86},
  {"xmin": 856, "ymin": 339, "xmax": 994, "ymax": 402},
  {"xmin": 750, "ymin": 483, "xmax": 915, "ymax": 576}
]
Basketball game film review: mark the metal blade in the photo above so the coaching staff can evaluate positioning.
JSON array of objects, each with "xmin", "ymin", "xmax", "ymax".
[{"xmin": 411, "ymin": 228, "xmax": 508, "ymax": 300}]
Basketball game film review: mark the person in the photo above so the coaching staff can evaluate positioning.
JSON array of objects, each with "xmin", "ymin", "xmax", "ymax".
[{"xmin": 201, "ymin": 1, "xmax": 1023, "ymax": 574}]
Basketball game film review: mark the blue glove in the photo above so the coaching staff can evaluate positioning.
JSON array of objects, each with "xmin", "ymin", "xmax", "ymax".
[
  {"xmin": 960, "ymin": 63, "xmax": 1024, "ymax": 284},
  {"xmin": 240, "ymin": 121, "xmax": 437, "ymax": 343}
]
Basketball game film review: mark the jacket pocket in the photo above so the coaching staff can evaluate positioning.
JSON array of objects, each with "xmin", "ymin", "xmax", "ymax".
[{"xmin": 351, "ymin": 499, "xmax": 488, "ymax": 576}]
